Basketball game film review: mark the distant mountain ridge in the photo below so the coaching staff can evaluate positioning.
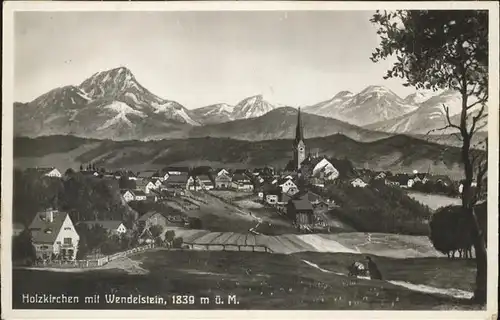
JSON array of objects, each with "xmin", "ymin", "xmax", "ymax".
[
  {"xmin": 303, "ymin": 85, "xmax": 418, "ymax": 126},
  {"xmin": 14, "ymin": 66, "xmax": 484, "ymax": 144}
]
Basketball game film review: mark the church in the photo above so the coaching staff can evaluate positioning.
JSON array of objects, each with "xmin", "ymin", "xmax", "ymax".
[{"xmin": 284, "ymin": 108, "xmax": 307, "ymax": 172}]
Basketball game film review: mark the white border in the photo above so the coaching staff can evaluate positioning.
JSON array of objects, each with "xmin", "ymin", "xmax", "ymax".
[{"xmin": 2, "ymin": 2, "xmax": 499, "ymax": 320}]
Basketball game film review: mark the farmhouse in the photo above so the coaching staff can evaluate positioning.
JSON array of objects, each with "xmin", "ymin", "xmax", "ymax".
[
  {"xmin": 28, "ymin": 208, "xmax": 80, "ymax": 260},
  {"xmin": 26, "ymin": 167, "xmax": 62, "ymax": 179},
  {"xmin": 215, "ymin": 172, "xmax": 232, "ymax": 189},
  {"xmin": 187, "ymin": 175, "xmax": 203, "ymax": 191},
  {"xmin": 217, "ymin": 168, "xmax": 230, "ymax": 177},
  {"xmin": 78, "ymin": 220, "xmax": 127, "ymax": 235}
]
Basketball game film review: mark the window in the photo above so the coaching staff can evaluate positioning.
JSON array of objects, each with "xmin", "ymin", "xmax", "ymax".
[
  {"xmin": 63, "ymin": 238, "xmax": 72, "ymax": 245},
  {"xmin": 64, "ymin": 227, "xmax": 72, "ymax": 230}
]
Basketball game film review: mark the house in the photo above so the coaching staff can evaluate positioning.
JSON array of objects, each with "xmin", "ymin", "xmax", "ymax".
[
  {"xmin": 215, "ymin": 172, "xmax": 232, "ymax": 189},
  {"xmin": 26, "ymin": 167, "xmax": 62, "ymax": 178},
  {"xmin": 415, "ymin": 173, "xmax": 429, "ymax": 184},
  {"xmin": 78, "ymin": 220, "xmax": 127, "ymax": 235},
  {"xmin": 28, "ymin": 208, "xmax": 80, "ymax": 260},
  {"xmin": 278, "ymin": 178, "xmax": 299, "ymax": 195},
  {"xmin": 164, "ymin": 166, "xmax": 190, "ymax": 176},
  {"xmin": 134, "ymin": 190, "xmax": 147, "ymax": 201},
  {"xmin": 187, "ymin": 175, "xmax": 202, "ymax": 191},
  {"xmin": 266, "ymin": 194, "xmax": 279, "ymax": 205},
  {"xmin": 152, "ymin": 179, "xmax": 163, "ymax": 189},
  {"xmin": 312, "ymin": 158, "xmax": 339, "ymax": 181},
  {"xmin": 350, "ymin": 178, "xmax": 368, "ymax": 188},
  {"xmin": 136, "ymin": 211, "xmax": 169, "ymax": 230},
  {"xmin": 390, "ymin": 174, "xmax": 414, "ymax": 188},
  {"xmin": 165, "ymin": 173, "xmax": 189, "ymax": 190},
  {"xmin": 121, "ymin": 189, "xmax": 136, "ymax": 202},
  {"xmin": 287, "ymin": 197, "xmax": 315, "ymax": 226},
  {"xmin": 198, "ymin": 174, "xmax": 215, "ymax": 190},
  {"xmin": 135, "ymin": 180, "xmax": 156, "ymax": 194},
  {"xmin": 231, "ymin": 173, "xmax": 254, "ymax": 191},
  {"xmin": 374, "ymin": 172, "xmax": 387, "ymax": 180}
]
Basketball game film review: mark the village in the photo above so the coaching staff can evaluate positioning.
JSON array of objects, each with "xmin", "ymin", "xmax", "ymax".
[{"xmin": 11, "ymin": 109, "xmax": 478, "ymax": 267}]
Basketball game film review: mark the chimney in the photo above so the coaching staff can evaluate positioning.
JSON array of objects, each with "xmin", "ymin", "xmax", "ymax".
[{"xmin": 47, "ymin": 209, "xmax": 54, "ymax": 223}]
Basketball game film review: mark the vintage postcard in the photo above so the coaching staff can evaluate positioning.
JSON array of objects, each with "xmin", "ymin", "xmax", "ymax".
[{"xmin": 1, "ymin": 1, "xmax": 499, "ymax": 320}]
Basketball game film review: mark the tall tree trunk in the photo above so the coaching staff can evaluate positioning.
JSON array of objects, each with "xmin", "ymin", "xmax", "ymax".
[{"xmin": 459, "ymin": 91, "xmax": 487, "ymax": 305}]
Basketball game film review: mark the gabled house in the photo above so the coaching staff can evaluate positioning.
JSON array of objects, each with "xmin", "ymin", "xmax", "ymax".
[
  {"xmin": 198, "ymin": 174, "xmax": 215, "ymax": 190},
  {"xmin": 135, "ymin": 180, "xmax": 156, "ymax": 194},
  {"xmin": 215, "ymin": 172, "xmax": 232, "ymax": 189},
  {"xmin": 78, "ymin": 220, "xmax": 127, "ymax": 235},
  {"xmin": 152, "ymin": 179, "xmax": 163, "ymax": 189},
  {"xmin": 278, "ymin": 178, "xmax": 299, "ymax": 195},
  {"xmin": 390, "ymin": 174, "xmax": 414, "ymax": 188},
  {"xmin": 28, "ymin": 208, "xmax": 80, "ymax": 260},
  {"xmin": 187, "ymin": 175, "xmax": 203, "ymax": 191},
  {"xmin": 350, "ymin": 178, "xmax": 368, "ymax": 188},
  {"xmin": 26, "ymin": 167, "xmax": 62, "ymax": 179},
  {"xmin": 374, "ymin": 172, "xmax": 387, "ymax": 180},
  {"xmin": 121, "ymin": 189, "xmax": 136, "ymax": 202},
  {"xmin": 136, "ymin": 211, "xmax": 169, "ymax": 230},
  {"xmin": 312, "ymin": 158, "xmax": 339, "ymax": 181}
]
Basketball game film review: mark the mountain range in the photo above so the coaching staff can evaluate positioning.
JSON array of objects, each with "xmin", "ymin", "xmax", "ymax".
[{"xmin": 14, "ymin": 66, "xmax": 487, "ymax": 143}]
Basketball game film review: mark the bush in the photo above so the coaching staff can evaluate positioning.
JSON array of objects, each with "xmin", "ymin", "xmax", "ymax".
[
  {"xmin": 429, "ymin": 202, "xmax": 488, "ymax": 256},
  {"xmin": 172, "ymin": 237, "xmax": 184, "ymax": 248},
  {"xmin": 12, "ymin": 230, "xmax": 36, "ymax": 264}
]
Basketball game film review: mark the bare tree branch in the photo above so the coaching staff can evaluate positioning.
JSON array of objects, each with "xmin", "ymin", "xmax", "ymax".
[
  {"xmin": 443, "ymin": 104, "xmax": 462, "ymax": 131},
  {"xmin": 469, "ymin": 104, "xmax": 487, "ymax": 136},
  {"xmin": 466, "ymin": 96, "xmax": 488, "ymax": 110}
]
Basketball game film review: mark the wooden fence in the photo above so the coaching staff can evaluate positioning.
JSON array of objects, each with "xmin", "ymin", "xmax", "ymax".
[
  {"xmin": 184, "ymin": 242, "xmax": 273, "ymax": 253},
  {"xmin": 32, "ymin": 244, "xmax": 156, "ymax": 269}
]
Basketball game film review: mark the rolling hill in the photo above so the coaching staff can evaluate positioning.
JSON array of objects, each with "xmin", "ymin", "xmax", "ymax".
[{"xmin": 13, "ymin": 134, "xmax": 472, "ymax": 179}]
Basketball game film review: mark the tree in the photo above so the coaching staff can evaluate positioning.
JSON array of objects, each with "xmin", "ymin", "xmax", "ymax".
[
  {"xmin": 172, "ymin": 236, "xmax": 184, "ymax": 249},
  {"xmin": 65, "ymin": 168, "xmax": 75, "ymax": 177},
  {"xmin": 370, "ymin": 10, "xmax": 488, "ymax": 303},
  {"xmin": 165, "ymin": 230, "xmax": 176, "ymax": 247},
  {"xmin": 12, "ymin": 230, "xmax": 36, "ymax": 264}
]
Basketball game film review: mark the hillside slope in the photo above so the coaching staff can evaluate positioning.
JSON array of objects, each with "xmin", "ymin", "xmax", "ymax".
[{"xmin": 14, "ymin": 134, "xmax": 471, "ymax": 178}]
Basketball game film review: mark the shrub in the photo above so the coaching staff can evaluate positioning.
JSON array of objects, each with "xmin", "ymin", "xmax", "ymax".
[{"xmin": 172, "ymin": 237, "xmax": 184, "ymax": 248}]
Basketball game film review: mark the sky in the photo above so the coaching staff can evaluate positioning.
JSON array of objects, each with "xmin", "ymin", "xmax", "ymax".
[{"xmin": 14, "ymin": 10, "xmax": 415, "ymax": 109}]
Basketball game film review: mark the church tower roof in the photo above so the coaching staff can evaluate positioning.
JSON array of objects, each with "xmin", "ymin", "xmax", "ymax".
[{"xmin": 294, "ymin": 107, "xmax": 304, "ymax": 145}]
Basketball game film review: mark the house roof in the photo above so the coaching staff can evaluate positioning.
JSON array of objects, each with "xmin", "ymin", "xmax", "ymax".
[
  {"xmin": 79, "ymin": 220, "xmax": 124, "ymax": 230},
  {"xmin": 137, "ymin": 171, "xmax": 157, "ymax": 178},
  {"xmin": 215, "ymin": 173, "xmax": 232, "ymax": 181},
  {"xmin": 164, "ymin": 166, "xmax": 190, "ymax": 173},
  {"xmin": 136, "ymin": 180, "xmax": 154, "ymax": 187},
  {"xmin": 166, "ymin": 173, "xmax": 189, "ymax": 183},
  {"xmin": 232, "ymin": 173, "xmax": 250, "ymax": 181},
  {"xmin": 121, "ymin": 189, "xmax": 135, "ymax": 196},
  {"xmin": 134, "ymin": 190, "xmax": 147, "ymax": 197},
  {"xmin": 289, "ymin": 198, "xmax": 314, "ymax": 211},
  {"xmin": 29, "ymin": 210, "xmax": 68, "ymax": 244},
  {"xmin": 198, "ymin": 174, "xmax": 212, "ymax": 181},
  {"xmin": 294, "ymin": 191, "xmax": 322, "ymax": 203}
]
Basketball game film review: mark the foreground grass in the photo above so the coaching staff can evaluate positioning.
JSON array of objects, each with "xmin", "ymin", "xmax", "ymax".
[{"xmin": 12, "ymin": 250, "xmax": 481, "ymax": 310}]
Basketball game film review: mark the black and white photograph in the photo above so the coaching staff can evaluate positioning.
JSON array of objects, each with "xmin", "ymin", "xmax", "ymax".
[{"xmin": 1, "ymin": 1, "xmax": 498, "ymax": 319}]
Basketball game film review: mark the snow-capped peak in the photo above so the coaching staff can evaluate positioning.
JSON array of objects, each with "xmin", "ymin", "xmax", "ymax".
[{"xmin": 232, "ymin": 94, "xmax": 275, "ymax": 120}]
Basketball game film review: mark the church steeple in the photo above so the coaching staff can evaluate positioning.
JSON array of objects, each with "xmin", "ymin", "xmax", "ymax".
[
  {"xmin": 294, "ymin": 107, "xmax": 304, "ymax": 146},
  {"xmin": 293, "ymin": 107, "xmax": 306, "ymax": 170}
]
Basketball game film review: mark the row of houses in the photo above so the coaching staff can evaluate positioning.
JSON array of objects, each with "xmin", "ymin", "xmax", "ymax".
[{"xmin": 20, "ymin": 205, "xmax": 188, "ymax": 261}]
